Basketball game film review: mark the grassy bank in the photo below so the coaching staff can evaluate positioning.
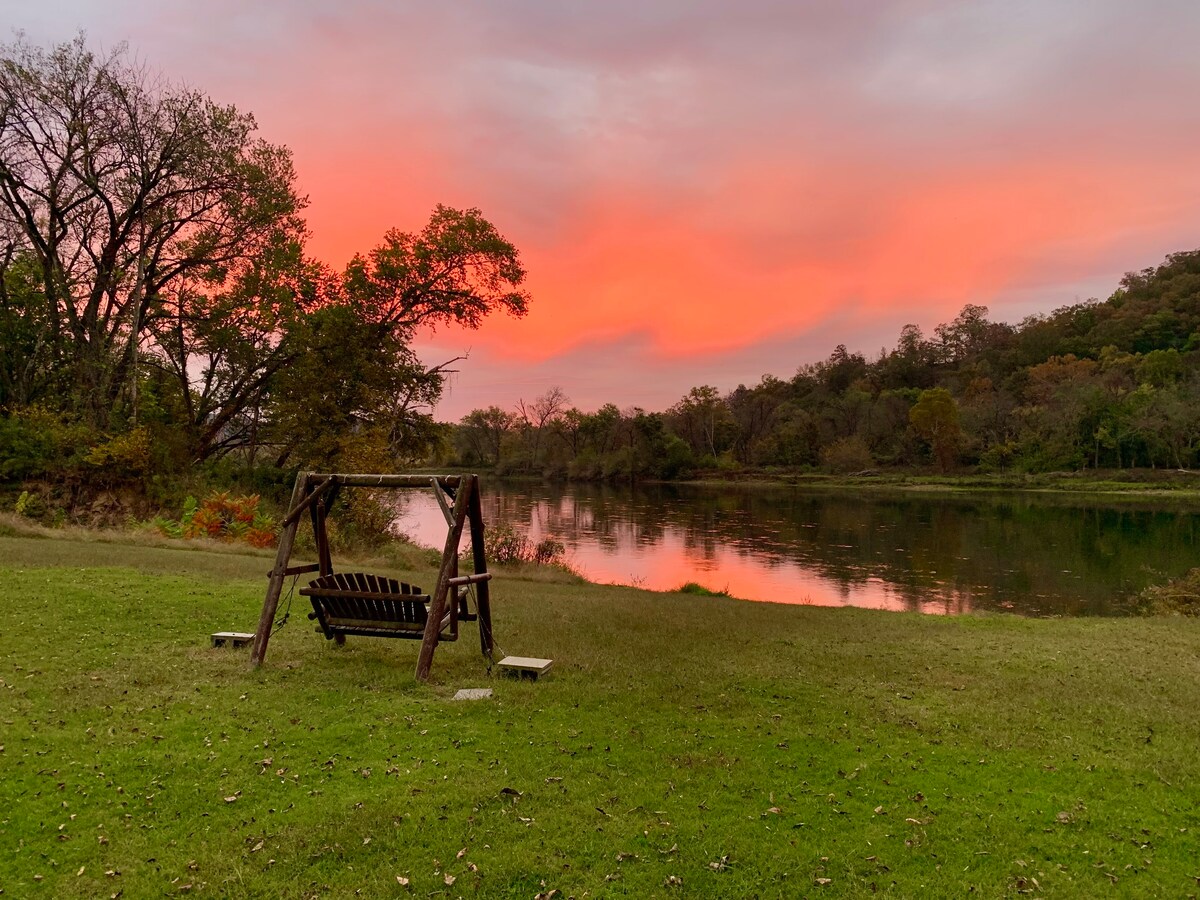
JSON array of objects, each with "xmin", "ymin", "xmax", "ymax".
[
  {"xmin": 679, "ymin": 469, "xmax": 1200, "ymax": 501},
  {"xmin": 3, "ymin": 530, "xmax": 1200, "ymax": 898},
  {"xmin": 416, "ymin": 465, "xmax": 1200, "ymax": 504}
]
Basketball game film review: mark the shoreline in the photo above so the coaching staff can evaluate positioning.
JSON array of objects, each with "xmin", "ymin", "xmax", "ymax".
[{"xmin": 415, "ymin": 466, "xmax": 1200, "ymax": 505}]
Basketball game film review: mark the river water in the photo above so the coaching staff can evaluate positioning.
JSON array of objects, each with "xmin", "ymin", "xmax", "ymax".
[{"xmin": 392, "ymin": 481, "xmax": 1200, "ymax": 616}]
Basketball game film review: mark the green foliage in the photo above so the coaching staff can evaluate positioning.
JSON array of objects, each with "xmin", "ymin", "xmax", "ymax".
[
  {"xmin": 0, "ymin": 407, "xmax": 93, "ymax": 480},
  {"xmin": 0, "ymin": 34, "xmax": 306, "ymax": 427},
  {"xmin": 976, "ymin": 439, "xmax": 1019, "ymax": 472},
  {"xmin": 343, "ymin": 205, "xmax": 529, "ymax": 333},
  {"xmin": 1, "ymin": 35, "xmax": 529, "ymax": 493},
  {"xmin": 14, "ymin": 489, "xmax": 43, "ymax": 519}
]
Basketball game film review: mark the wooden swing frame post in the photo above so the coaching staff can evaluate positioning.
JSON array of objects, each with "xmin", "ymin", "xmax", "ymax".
[{"xmin": 249, "ymin": 472, "xmax": 493, "ymax": 681}]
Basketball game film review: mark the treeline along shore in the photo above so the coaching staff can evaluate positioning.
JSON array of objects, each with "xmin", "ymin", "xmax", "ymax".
[{"xmin": 450, "ymin": 251, "xmax": 1200, "ymax": 482}]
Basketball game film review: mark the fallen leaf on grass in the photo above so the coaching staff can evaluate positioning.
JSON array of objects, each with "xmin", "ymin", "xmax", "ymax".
[
  {"xmin": 815, "ymin": 877, "xmax": 832, "ymax": 886},
  {"xmin": 395, "ymin": 875, "xmax": 409, "ymax": 886},
  {"xmin": 664, "ymin": 875, "xmax": 682, "ymax": 886},
  {"xmin": 444, "ymin": 873, "xmax": 456, "ymax": 886}
]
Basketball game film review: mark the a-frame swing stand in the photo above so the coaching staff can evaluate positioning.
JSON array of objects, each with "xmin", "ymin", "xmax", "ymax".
[{"xmin": 249, "ymin": 472, "xmax": 494, "ymax": 681}]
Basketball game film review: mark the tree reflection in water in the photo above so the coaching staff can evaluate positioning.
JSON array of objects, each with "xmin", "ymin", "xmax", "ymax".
[{"xmin": 392, "ymin": 483, "xmax": 1199, "ymax": 616}]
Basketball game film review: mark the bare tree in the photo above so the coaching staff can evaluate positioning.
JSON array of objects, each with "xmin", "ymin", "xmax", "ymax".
[{"xmin": 516, "ymin": 386, "xmax": 568, "ymax": 469}]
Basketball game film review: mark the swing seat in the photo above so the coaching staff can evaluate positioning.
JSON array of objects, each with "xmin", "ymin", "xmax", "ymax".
[{"xmin": 300, "ymin": 572, "xmax": 457, "ymax": 642}]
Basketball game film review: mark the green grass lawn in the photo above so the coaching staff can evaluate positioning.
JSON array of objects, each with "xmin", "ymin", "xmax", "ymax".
[{"xmin": 2, "ymin": 530, "xmax": 1199, "ymax": 898}]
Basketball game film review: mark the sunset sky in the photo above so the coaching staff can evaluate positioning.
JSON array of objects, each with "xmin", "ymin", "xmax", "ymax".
[{"xmin": 7, "ymin": 1, "xmax": 1200, "ymax": 419}]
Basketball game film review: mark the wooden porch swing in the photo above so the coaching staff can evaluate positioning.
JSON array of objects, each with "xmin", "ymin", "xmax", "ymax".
[{"xmin": 249, "ymin": 472, "xmax": 494, "ymax": 681}]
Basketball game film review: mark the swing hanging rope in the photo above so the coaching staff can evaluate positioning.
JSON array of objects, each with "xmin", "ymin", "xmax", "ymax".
[
  {"xmin": 272, "ymin": 572, "xmax": 300, "ymax": 635},
  {"xmin": 465, "ymin": 581, "xmax": 500, "ymax": 671}
]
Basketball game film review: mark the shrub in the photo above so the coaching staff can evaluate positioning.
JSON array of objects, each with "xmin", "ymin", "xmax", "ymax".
[
  {"xmin": 486, "ymin": 522, "xmax": 566, "ymax": 567},
  {"xmin": 677, "ymin": 582, "xmax": 733, "ymax": 598},
  {"xmin": 533, "ymin": 537, "xmax": 566, "ymax": 565},
  {"xmin": 84, "ymin": 426, "xmax": 153, "ymax": 475},
  {"xmin": 15, "ymin": 489, "xmax": 45, "ymax": 519},
  {"xmin": 486, "ymin": 522, "xmax": 530, "ymax": 564},
  {"xmin": 820, "ymin": 435, "xmax": 874, "ymax": 473},
  {"xmin": 1134, "ymin": 568, "xmax": 1200, "ymax": 616},
  {"xmin": 977, "ymin": 440, "xmax": 1019, "ymax": 473},
  {"xmin": 154, "ymin": 492, "xmax": 277, "ymax": 548}
]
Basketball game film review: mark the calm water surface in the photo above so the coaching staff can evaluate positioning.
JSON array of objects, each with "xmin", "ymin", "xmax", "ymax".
[{"xmin": 394, "ymin": 481, "xmax": 1200, "ymax": 616}]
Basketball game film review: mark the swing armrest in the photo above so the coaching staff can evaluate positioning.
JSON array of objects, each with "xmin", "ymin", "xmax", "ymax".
[{"xmin": 447, "ymin": 572, "xmax": 492, "ymax": 587}]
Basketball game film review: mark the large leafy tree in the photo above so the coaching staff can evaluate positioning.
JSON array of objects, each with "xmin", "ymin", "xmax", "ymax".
[
  {"xmin": 457, "ymin": 406, "xmax": 516, "ymax": 466},
  {"xmin": 1, "ymin": 36, "xmax": 532, "ymax": 474},
  {"xmin": 343, "ymin": 205, "xmax": 529, "ymax": 336},
  {"xmin": 0, "ymin": 35, "xmax": 306, "ymax": 426},
  {"xmin": 909, "ymin": 387, "xmax": 962, "ymax": 472},
  {"xmin": 263, "ymin": 213, "xmax": 529, "ymax": 470}
]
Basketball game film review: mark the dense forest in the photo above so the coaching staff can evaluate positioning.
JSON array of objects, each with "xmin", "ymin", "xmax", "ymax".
[
  {"xmin": 3, "ymin": 36, "xmax": 1200, "ymax": 525},
  {"xmin": 450, "ymin": 251, "xmax": 1200, "ymax": 479}
]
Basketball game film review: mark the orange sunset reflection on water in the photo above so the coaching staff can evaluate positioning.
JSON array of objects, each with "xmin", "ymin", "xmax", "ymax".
[{"xmin": 389, "ymin": 484, "xmax": 1190, "ymax": 617}]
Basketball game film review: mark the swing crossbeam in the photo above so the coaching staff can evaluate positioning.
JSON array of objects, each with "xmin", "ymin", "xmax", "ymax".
[{"xmin": 249, "ymin": 472, "xmax": 494, "ymax": 680}]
